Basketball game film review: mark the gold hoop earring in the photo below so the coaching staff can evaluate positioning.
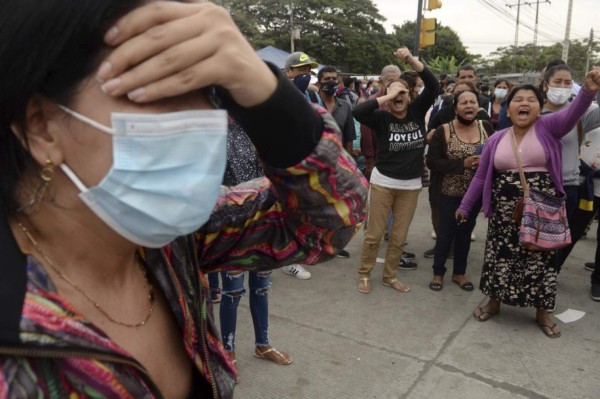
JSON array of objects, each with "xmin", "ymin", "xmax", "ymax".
[
  {"xmin": 40, "ymin": 159, "xmax": 54, "ymax": 183},
  {"xmin": 16, "ymin": 159, "xmax": 55, "ymax": 214},
  {"xmin": 35, "ymin": 159, "xmax": 54, "ymax": 205}
]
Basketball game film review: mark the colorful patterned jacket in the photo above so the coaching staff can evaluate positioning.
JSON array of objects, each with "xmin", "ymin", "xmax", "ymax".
[{"xmin": 0, "ymin": 70, "xmax": 368, "ymax": 398}]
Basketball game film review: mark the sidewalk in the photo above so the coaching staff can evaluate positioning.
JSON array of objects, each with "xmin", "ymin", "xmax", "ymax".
[{"xmin": 229, "ymin": 190, "xmax": 599, "ymax": 399}]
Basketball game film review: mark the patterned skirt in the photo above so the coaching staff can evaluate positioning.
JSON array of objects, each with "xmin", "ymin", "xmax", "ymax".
[{"xmin": 481, "ymin": 171, "xmax": 557, "ymax": 309}]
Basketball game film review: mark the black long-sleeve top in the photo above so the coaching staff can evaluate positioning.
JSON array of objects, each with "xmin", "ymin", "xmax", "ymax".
[{"xmin": 353, "ymin": 67, "xmax": 439, "ymax": 180}]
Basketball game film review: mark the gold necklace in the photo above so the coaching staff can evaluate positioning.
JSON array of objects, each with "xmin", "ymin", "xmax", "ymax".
[{"xmin": 16, "ymin": 221, "xmax": 155, "ymax": 328}]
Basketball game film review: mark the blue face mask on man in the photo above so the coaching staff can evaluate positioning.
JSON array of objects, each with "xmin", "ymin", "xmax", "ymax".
[
  {"xmin": 292, "ymin": 74, "xmax": 311, "ymax": 93},
  {"xmin": 58, "ymin": 106, "xmax": 227, "ymax": 247}
]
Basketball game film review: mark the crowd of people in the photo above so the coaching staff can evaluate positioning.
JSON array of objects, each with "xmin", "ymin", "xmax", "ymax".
[{"xmin": 1, "ymin": 0, "xmax": 600, "ymax": 398}]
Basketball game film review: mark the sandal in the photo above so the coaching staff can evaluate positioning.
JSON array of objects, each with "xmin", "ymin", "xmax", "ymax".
[
  {"xmin": 473, "ymin": 306, "xmax": 499, "ymax": 322},
  {"xmin": 254, "ymin": 346, "xmax": 293, "ymax": 365},
  {"xmin": 429, "ymin": 281, "xmax": 443, "ymax": 291},
  {"xmin": 358, "ymin": 278, "xmax": 372, "ymax": 294},
  {"xmin": 537, "ymin": 320, "xmax": 561, "ymax": 338},
  {"xmin": 452, "ymin": 275, "xmax": 474, "ymax": 291},
  {"xmin": 382, "ymin": 279, "xmax": 411, "ymax": 293},
  {"xmin": 453, "ymin": 280, "xmax": 474, "ymax": 291}
]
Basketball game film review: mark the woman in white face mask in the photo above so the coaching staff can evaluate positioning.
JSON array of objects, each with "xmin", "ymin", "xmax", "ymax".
[
  {"xmin": 542, "ymin": 64, "xmax": 600, "ymax": 272},
  {"xmin": 0, "ymin": 1, "xmax": 368, "ymax": 397},
  {"xmin": 542, "ymin": 65, "xmax": 582, "ymax": 255},
  {"xmin": 491, "ymin": 79, "xmax": 512, "ymax": 131}
]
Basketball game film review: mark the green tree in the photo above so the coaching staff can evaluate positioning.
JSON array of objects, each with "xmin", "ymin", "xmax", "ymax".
[
  {"xmin": 485, "ymin": 40, "xmax": 598, "ymax": 81},
  {"xmin": 426, "ymin": 55, "xmax": 466, "ymax": 75},
  {"xmin": 222, "ymin": 0, "xmax": 397, "ymax": 73}
]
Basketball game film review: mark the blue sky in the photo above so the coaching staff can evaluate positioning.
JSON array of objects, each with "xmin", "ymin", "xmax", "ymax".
[{"xmin": 373, "ymin": 0, "xmax": 599, "ymax": 57}]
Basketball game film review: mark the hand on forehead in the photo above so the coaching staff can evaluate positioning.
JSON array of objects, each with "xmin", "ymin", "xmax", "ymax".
[{"xmin": 388, "ymin": 81, "xmax": 407, "ymax": 90}]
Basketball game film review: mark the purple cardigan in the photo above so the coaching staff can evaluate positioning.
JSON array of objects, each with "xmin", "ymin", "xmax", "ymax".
[{"xmin": 459, "ymin": 88, "xmax": 596, "ymax": 218}]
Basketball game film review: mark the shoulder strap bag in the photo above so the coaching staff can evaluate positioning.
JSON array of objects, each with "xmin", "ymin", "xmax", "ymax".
[{"xmin": 509, "ymin": 129, "xmax": 571, "ymax": 251}]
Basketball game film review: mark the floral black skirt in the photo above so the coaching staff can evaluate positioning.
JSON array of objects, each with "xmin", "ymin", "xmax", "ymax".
[{"xmin": 481, "ymin": 171, "xmax": 557, "ymax": 309}]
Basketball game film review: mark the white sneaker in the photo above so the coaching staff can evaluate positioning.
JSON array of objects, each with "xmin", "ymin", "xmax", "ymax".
[
  {"xmin": 282, "ymin": 264, "xmax": 311, "ymax": 280},
  {"xmin": 471, "ymin": 233, "xmax": 476, "ymax": 241}
]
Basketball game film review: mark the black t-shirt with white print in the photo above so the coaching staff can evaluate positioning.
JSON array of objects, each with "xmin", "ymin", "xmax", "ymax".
[{"xmin": 352, "ymin": 67, "xmax": 439, "ymax": 180}]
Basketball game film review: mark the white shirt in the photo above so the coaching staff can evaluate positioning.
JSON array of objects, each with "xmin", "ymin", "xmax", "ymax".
[{"xmin": 370, "ymin": 167, "xmax": 422, "ymax": 190}]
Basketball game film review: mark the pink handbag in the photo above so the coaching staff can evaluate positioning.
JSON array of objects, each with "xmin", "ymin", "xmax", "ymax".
[{"xmin": 510, "ymin": 129, "xmax": 572, "ymax": 251}]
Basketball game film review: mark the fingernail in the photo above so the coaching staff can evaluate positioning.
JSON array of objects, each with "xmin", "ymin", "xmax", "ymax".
[
  {"xmin": 127, "ymin": 87, "xmax": 146, "ymax": 102},
  {"xmin": 96, "ymin": 62, "xmax": 112, "ymax": 83},
  {"xmin": 101, "ymin": 78, "xmax": 122, "ymax": 94},
  {"xmin": 104, "ymin": 26, "xmax": 119, "ymax": 43}
]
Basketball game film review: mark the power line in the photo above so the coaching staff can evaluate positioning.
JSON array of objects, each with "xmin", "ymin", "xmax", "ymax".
[
  {"xmin": 500, "ymin": 0, "xmax": 589, "ymax": 39},
  {"xmin": 478, "ymin": 0, "xmax": 561, "ymax": 42}
]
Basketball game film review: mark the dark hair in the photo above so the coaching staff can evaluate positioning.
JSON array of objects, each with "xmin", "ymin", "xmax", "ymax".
[
  {"xmin": 506, "ymin": 84, "xmax": 544, "ymax": 109},
  {"xmin": 0, "ymin": 0, "xmax": 148, "ymax": 214},
  {"xmin": 543, "ymin": 64, "xmax": 573, "ymax": 84},
  {"xmin": 317, "ymin": 66, "xmax": 338, "ymax": 83},
  {"xmin": 342, "ymin": 76, "xmax": 354, "ymax": 87},
  {"xmin": 456, "ymin": 64, "xmax": 476, "ymax": 78},
  {"xmin": 453, "ymin": 90, "xmax": 480, "ymax": 108},
  {"xmin": 494, "ymin": 79, "xmax": 512, "ymax": 89},
  {"xmin": 538, "ymin": 59, "xmax": 569, "ymax": 90},
  {"xmin": 400, "ymin": 71, "xmax": 418, "ymax": 91},
  {"xmin": 545, "ymin": 59, "xmax": 566, "ymax": 70},
  {"xmin": 453, "ymin": 80, "xmax": 478, "ymax": 92}
]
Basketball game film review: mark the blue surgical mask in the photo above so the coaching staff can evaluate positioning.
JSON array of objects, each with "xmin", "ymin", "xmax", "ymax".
[
  {"xmin": 58, "ymin": 106, "xmax": 227, "ymax": 247},
  {"xmin": 494, "ymin": 88, "xmax": 508, "ymax": 99}
]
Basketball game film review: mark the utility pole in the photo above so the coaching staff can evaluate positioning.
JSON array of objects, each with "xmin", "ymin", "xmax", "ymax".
[
  {"xmin": 531, "ymin": 0, "xmax": 552, "ymax": 69},
  {"xmin": 506, "ymin": 0, "xmax": 522, "ymax": 72},
  {"xmin": 414, "ymin": 0, "xmax": 424, "ymax": 58},
  {"xmin": 289, "ymin": 0, "xmax": 294, "ymax": 53},
  {"xmin": 562, "ymin": 0, "xmax": 573, "ymax": 62},
  {"xmin": 532, "ymin": 0, "xmax": 540, "ymax": 68},
  {"xmin": 585, "ymin": 29, "xmax": 594, "ymax": 75}
]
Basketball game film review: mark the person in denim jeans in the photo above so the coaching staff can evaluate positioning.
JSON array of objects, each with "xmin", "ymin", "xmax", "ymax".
[
  {"xmin": 220, "ymin": 270, "xmax": 291, "ymax": 366},
  {"xmin": 426, "ymin": 90, "xmax": 492, "ymax": 291},
  {"xmin": 219, "ymin": 120, "xmax": 292, "ymax": 368}
]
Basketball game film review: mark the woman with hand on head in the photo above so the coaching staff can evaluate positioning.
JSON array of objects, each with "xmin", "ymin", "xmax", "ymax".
[
  {"xmin": 456, "ymin": 68, "xmax": 600, "ymax": 338},
  {"xmin": 353, "ymin": 47, "xmax": 439, "ymax": 294},
  {"xmin": 426, "ymin": 90, "xmax": 492, "ymax": 291},
  {"xmin": 0, "ymin": 1, "xmax": 367, "ymax": 397}
]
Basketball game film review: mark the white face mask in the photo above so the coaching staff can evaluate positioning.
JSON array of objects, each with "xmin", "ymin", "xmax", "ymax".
[
  {"xmin": 417, "ymin": 87, "xmax": 425, "ymax": 95},
  {"xmin": 494, "ymin": 88, "xmax": 508, "ymax": 99},
  {"xmin": 546, "ymin": 87, "xmax": 572, "ymax": 105},
  {"xmin": 58, "ymin": 106, "xmax": 227, "ymax": 247}
]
